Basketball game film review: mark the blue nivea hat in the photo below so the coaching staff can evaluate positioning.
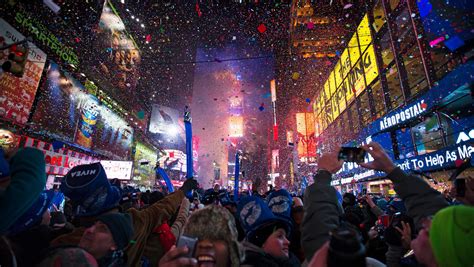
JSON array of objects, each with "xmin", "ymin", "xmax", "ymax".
[
  {"xmin": 60, "ymin": 162, "xmax": 121, "ymax": 217},
  {"xmin": 267, "ymin": 189, "xmax": 293, "ymax": 224},
  {"xmin": 237, "ymin": 195, "xmax": 290, "ymax": 243}
]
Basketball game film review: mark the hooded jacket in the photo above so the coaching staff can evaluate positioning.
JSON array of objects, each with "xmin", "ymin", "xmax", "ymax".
[
  {"xmin": 51, "ymin": 190, "xmax": 185, "ymax": 267},
  {"xmin": 240, "ymin": 240, "xmax": 301, "ymax": 267}
]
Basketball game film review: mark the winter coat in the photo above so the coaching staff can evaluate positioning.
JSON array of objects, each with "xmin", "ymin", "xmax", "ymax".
[
  {"xmin": 51, "ymin": 190, "xmax": 185, "ymax": 267},
  {"xmin": 142, "ymin": 197, "xmax": 190, "ymax": 267},
  {"xmin": 301, "ymin": 170, "xmax": 343, "ymax": 261},
  {"xmin": 240, "ymin": 240, "xmax": 301, "ymax": 267},
  {"xmin": 0, "ymin": 148, "xmax": 46, "ymax": 233},
  {"xmin": 8, "ymin": 224, "xmax": 53, "ymax": 266},
  {"xmin": 385, "ymin": 245, "xmax": 407, "ymax": 267},
  {"xmin": 387, "ymin": 167, "xmax": 449, "ymax": 226}
]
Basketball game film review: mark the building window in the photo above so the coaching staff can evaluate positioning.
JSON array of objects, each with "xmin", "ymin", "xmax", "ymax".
[
  {"xmin": 385, "ymin": 65, "xmax": 404, "ymax": 109},
  {"xmin": 394, "ymin": 128, "xmax": 416, "ymax": 159},
  {"xmin": 379, "ymin": 30, "xmax": 394, "ymax": 69},
  {"xmin": 389, "ymin": 0, "xmax": 401, "ymax": 10},
  {"xmin": 430, "ymin": 48, "xmax": 461, "ymax": 81},
  {"xmin": 373, "ymin": 0, "xmax": 386, "ymax": 33},
  {"xmin": 412, "ymin": 115, "xmax": 444, "ymax": 155},
  {"xmin": 359, "ymin": 91, "xmax": 372, "ymax": 127},
  {"xmin": 347, "ymin": 103, "xmax": 360, "ymax": 135},
  {"xmin": 371, "ymin": 79, "xmax": 386, "ymax": 119},
  {"xmin": 395, "ymin": 9, "xmax": 428, "ymax": 97}
]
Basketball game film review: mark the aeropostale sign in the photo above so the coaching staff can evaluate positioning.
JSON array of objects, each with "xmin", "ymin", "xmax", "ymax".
[{"xmin": 379, "ymin": 100, "xmax": 427, "ymax": 131}]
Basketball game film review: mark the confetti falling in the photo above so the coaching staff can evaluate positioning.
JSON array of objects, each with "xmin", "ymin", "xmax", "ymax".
[
  {"xmin": 257, "ymin": 23, "xmax": 267, "ymax": 33},
  {"xmin": 0, "ymin": 0, "xmax": 469, "ymax": 189}
]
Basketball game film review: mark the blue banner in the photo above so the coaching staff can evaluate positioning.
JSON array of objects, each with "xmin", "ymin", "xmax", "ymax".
[
  {"xmin": 184, "ymin": 110, "xmax": 193, "ymax": 179},
  {"xmin": 234, "ymin": 152, "xmax": 240, "ymax": 202},
  {"xmin": 156, "ymin": 167, "xmax": 174, "ymax": 193}
]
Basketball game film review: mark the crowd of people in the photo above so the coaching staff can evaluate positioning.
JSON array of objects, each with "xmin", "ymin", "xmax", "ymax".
[{"xmin": 0, "ymin": 142, "xmax": 473, "ymax": 267}]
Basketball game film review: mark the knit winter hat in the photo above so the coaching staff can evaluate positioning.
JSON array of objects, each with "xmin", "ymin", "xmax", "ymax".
[
  {"xmin": 387, "ymin": 200, "xmax": 406, "ymax": 213},
  {"xmin": 429, "ymin": 205, "xmax": 474, "ymax": 267},
  {"xmin": 237, "ymin": 196, "xmax": 290, "ymax": 245},
  {"xmin": 7, "ymin": 190, "xmax": 54, "ymax": 235},
  {"xmin": 342, "ymin": 193, "xmax": 356, "ymax": 207},
  {"xmin": 97, "ymin": 213, "xmax": 134, "ymax": 250},
  {"xmin": 183, "ymin": 205, "xmax": 243, "ymax": 267},
  {"xmin": 60, "ymin": 162, "xmax": 121, "ymax": 217}
]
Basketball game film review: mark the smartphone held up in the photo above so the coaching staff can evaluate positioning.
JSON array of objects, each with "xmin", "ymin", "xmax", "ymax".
[
  {"xmin": 176, "ymin": 235, "xmax": 197, "ymax": 258},
  {"xmin": 338, "ymin": 147, "xmax": 367, "ymax": 163}
]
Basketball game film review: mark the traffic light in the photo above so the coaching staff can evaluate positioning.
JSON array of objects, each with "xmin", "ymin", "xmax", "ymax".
[{"xmin": 2, "ymin": 44, "xmax": 29, "ymax": 77}]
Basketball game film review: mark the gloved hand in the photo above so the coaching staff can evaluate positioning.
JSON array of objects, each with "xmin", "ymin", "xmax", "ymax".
[{"xmin": 180, "ymin": 179, "xmax": 198, "ymax": 194}]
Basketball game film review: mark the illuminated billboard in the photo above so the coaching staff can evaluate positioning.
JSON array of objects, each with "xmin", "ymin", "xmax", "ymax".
[
  {"xmin": 23, "ymin": 136, "xmax": 99, "ymax": 175},
  {"xmin": 296, "ymin": 113, "xmax": 316, "ymax": 161},
  {"xmin": 94, "ymin": 0, "xmax": 140, "ymax": 97},
  {"xmin": 100, "ymin": 160, "xmax": 133, "ymax": 180},
  {"xmin": 133, "ymin": 142, "xmax": 157, "ymax": 182},
  {"xmin": 313, "ymin": 14, "xmax": 379, "ymax": 132},
  {"xmin": 32, "ymin": 61, "xmax": 134, "ymax": 159},
  {"xmin": 158, "ymin": 149, "xmax": 186, "ymax": 172},
  {"xmin": 149, "ymin": 105, "xmax": 182, "ymax": 134},
  {"xmin": 270, "ymin": 79, "xmax": 277, "ymax": 102},
  {"xmin": 229, "ymin": 116, "xmax": 243, "ymax": 137},
  {"xmin": 0, "ymin": 19, "xmax": 47, "ymax": 126}
]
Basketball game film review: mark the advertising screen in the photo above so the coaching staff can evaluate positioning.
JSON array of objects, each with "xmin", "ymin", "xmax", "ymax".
[
  {"xmin": 296, "ymin": 113, "xmax": 316, "ymax": 161},
  {"xmin": 158, "ymin": 149, "xmax": 187, "ymax": 172},
  {"xmin": 32, "ymin": 61, "xmax": 133, "ymax": 159},
  {"xmin": 314, "ymin": 13, "xmax": 379, "ymax": 132},
  {"xmin": 100, "ymin": 160, "xmax": 133, "ymax": 180},
  {"xmin": 149, "ymin": 104, "xmax": 185, "ymax": 139},
  {"xmin": 0, "ymin": 19, "xmax": 47, "ymax": 126},
  {"xmin": 133, "ymin": 142, "xmax": 157, "ymax": 182},
  {"xmin": 229, "ymin": 116, "xmax": 244, "ymax": 137},
  {"xmin": 23, "ymin": 136, "xmax": 99, "ymax": 175},
  {"xmin": 93, "ymin": 0, "xmax": 141, "ymax": 104}
]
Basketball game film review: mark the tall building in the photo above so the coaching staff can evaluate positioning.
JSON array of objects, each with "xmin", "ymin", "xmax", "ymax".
[
  {"xmin": 273, "ymin": 0, "xmax": 364, "ymax": 187},
  {"xmin": 277, "ymin": 0, "xmax": 474, "ymax": 193}
]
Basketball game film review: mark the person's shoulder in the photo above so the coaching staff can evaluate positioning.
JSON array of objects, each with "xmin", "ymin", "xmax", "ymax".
[{"xmin": 242, "ymin": 250, "xmax": 280, "ymax": 267}]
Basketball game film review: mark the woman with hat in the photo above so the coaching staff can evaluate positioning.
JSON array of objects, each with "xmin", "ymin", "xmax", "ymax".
[
  {"xmin": 159, "ymin": 205, "xmax": 244, "ymax": 267},
  {"xmin": 238, "ymin": 193, "xmax": 301, "ymax": 267}
]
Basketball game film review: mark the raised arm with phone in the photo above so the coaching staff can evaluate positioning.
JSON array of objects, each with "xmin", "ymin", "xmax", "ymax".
[{"xmin": 302, "ymin": 142, "xmax": 450, "ymax": 263}]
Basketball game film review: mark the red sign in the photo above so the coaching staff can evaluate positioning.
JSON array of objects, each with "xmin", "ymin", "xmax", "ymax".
[
  {"xmin": 23, "ymin": 136, "xmax": 99, "ymax": 175},
  {"xmin": 0, "ymin": 19, "xmax": 47, "ymax": 126}
]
